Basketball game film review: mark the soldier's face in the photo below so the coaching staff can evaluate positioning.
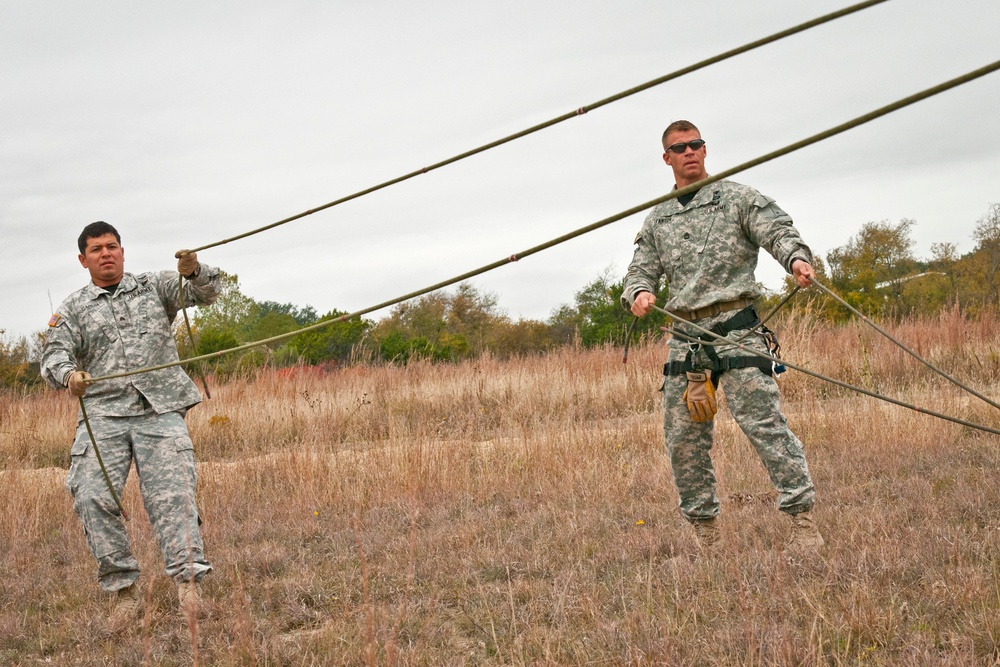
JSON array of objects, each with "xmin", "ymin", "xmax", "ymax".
[
  {"xmin": 78, "ymin": 233, "xmax": 125, "ymax": 287},
  {"xmin": 662, "ymin": 129, "xmax": 708, "ymax": 188}
]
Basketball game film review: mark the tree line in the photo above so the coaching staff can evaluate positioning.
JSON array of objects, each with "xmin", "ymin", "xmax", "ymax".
[
  {"xmin": 765, "ymin": 202, "xmax": 1000, "ymax": 320},
  {"xmin": 2, "ymin": 202, "xmax": 997, "ymax": 390}
]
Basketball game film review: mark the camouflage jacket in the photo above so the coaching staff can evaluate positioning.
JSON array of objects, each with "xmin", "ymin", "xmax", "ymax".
[
  {"xmin": 41, "ymin": 265, "xmax": 222, "ymax": 420},
  {"xmin": 622, "ymin": 179, "xmax": 813, "ymax": 312}
]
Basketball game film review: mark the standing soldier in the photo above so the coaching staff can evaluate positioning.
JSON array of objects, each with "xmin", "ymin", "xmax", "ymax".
[
  {"xmin": 622, "ymin": 120, "xmax": 824, "ymax": 554},
  {"xmin": 41, "ymin": 221, "xmax": 220, "ymax": 626}
]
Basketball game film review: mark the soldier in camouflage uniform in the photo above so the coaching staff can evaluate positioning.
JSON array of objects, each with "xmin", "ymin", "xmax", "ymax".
[
  {"xmin": 622, "ymin": 120, "xmax": 824, "ymax": 554},
  {"xmin": 41, "ymin": 221, "xmax": 221, "ymax": 624}
]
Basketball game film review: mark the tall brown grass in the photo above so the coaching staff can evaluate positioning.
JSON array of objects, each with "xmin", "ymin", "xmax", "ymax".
[{"xmin": 2, "ymin": 309, "xmax": 999, "ymax": 665}]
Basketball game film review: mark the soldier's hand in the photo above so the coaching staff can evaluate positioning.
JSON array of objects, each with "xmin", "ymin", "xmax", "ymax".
[
  {"xmin": 175, "ymin": 250, "xmax": 199, "ymax": 278},
  {"xmin": 631, "ymin": 291, "xmax": 657, "ymax": 317},
  {"xmin": 67, "ymin": 371, "xmax": 92, "ymax": 397},
  {"xmin": 791, "ymin": 259, "xmax": 816, "ymax": 288}
]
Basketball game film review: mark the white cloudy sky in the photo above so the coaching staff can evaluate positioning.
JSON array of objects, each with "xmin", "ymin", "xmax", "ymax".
[{"xmin": 3, "ymin": 1, "xmax": 999, "ymax": 340}]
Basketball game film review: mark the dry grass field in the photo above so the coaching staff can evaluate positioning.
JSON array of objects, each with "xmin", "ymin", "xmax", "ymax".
[{"xmin": 2, "ymin": 309, "xmax": 1000, "ymax": 666}]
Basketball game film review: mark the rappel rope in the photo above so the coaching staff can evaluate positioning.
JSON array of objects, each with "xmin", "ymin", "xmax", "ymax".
[
  {"xmin": 75, "ymin": 57, "xmax": 1000, "ymax": 510},
  {"xmin": 184, "ymin": 0, "xmax": 889, "ymax": 255},
  {"xmin": 808, "ymin": 280, "xmax": 1000, "ymax": 411},
  {"xmin": 647, "ymin": 284, "xmax": 1000, "ymax": 437},
  {"xmin": 80, "ymin": 58, "xmax": 1000, "ymax": 387},
  {"xmin": 157, "ymin": 0, "xmax": 891, "ymax": 401},
  {"xmin": 179, "ymin": 275, "xmax": 211, "ymax": 399},
  {"xmin": 78, "ymin": 397, "xmax": 129, "ymax": 521}
]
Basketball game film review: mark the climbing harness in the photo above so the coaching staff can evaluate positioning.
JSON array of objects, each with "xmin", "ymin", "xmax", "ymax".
[
  {"xmin": 645, "ymin": 279, "xmax": 1000, "ymax": 437},
  {"xmin": 662, "ymin": 306, "xmax": 774, "ymax": 384}
]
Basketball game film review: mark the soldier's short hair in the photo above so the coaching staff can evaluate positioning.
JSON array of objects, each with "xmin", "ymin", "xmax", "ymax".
[
  {"xmin": 78, "ymin": 221, "xmax": 121, "ymax": 254},
  {"xmin": 661, "ymin": 120, "xmax": 701, "ymax": 150}
]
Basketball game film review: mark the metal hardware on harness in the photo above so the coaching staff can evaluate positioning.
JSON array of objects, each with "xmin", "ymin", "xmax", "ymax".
[
  {"xmin": 664, "ymin": 305, "xmax": 773, "ymax": 381},
  {"xmin": 758, "ymin": 324, "xmax": 786, "ymax": 375}
]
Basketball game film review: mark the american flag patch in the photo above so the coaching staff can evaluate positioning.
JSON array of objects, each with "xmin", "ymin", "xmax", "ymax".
[{"xmin": 48, "ymin": 313, "xmax": 61, "ymax": 327}]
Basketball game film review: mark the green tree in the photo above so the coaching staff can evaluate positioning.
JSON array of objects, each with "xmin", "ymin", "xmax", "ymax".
[
  {"xmin": 549, "ymin": 268, "xmax": 669, "ymax": 348},
  {"xmin": 195, "ymin": 327, "xmax": 240, "ymax": 357},
  {"xmin": 488, "ymin": 318, "xmax": 561, "ymax": 357},
  {"xmin": 969, "ymin": 202, "xmax": 1000, "ymax": 308},
  {"xmin": 290, "ymin": 310, "xmax": 371, "ymax": 365},
  {"xmin": 0, "ymin": 331, "xmax": 33, "ymax": 391},
  {"xmin": 192, "ymin": 272, "xmax": 258, "ymax": 336},
  {"xmin": 372, "ymin": 283, "xmax": 504, "ymax": 362},
  {"xmin": 245, "ymin": 311, "xmax": 301, "ymax": 348},
  {"xmin": 256, "ymin": 300, "xmax": 319, "ymax": 326},
  {"xmin": 826, "ymin": 219, "xmax": 917, "ymax": 316}
]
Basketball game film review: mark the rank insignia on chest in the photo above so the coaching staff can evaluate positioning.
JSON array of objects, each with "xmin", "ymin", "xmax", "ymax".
[{"xmin": 48, "ymin": 313, "xmax": 62, "ymax": 327}]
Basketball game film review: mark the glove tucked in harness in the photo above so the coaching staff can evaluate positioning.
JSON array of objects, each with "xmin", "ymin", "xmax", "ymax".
[{"xmin": 683, "ymin": 370, "xmax": 718, "ymax": 422}]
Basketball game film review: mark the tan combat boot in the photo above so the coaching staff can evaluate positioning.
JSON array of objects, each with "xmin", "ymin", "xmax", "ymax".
[
  {"xmin": 177, "ymin": 580, "xmax": 206, "ymax": 621},
  {"xmin": 108, "ymin": 583, "xmax": 141, "ymax": 631},
  {"xmin": 787, "ymin": 510, "xmax": 825, "ymax": 554},
  {"xmin": 692, "ymin": 516, "xmax": 721, "ymax": 551}
]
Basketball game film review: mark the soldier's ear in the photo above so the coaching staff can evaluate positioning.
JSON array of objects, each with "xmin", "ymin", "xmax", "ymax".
[{"xmin": 78, "ymin": 253, "xmax": 88, "ymax": 269}]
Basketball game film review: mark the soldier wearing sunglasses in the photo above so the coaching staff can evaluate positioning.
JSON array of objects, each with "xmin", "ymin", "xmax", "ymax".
[{"xmin": 622, "ymin": 119, "xmax": 824, "ymax": 556}]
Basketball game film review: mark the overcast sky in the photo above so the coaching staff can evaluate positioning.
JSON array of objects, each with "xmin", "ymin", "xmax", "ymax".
[{"xmin": 3, "ymin": 1, "xmax": 999, "ymax": 341}]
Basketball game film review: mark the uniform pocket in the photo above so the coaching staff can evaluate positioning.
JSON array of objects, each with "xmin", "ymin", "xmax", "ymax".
[
  {"xmin": 71, "ymin": 430, "xmax": 91, "ymax": 456},
  {"xmin": 173, "ymin": 434, "xmax": 195, "ymax": 452}
]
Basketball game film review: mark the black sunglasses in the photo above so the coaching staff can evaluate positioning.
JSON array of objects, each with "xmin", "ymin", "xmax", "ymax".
[{"xmin": 665, "ymin": 139, "xmax": 706, "ymax": 154}]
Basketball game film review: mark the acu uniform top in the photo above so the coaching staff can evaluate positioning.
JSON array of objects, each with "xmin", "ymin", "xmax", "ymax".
[
  {"xmin": 622, "ymin": 179, "xmax": 813, "ymax": 313},
  {"xmin": 41, "ymin": 265, "xmax": 222, "ymax": 420}
]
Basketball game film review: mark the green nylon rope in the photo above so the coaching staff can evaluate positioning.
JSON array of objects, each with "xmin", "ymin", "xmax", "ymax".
[
  {"xmin": 186, "ymin": 0, "xmax": 890, "ymax": 254},
  {"xmin": 808, "ymin": 280, "xmax": 1000, "ymax": 411},
  {"xmin": 78, "ymin": 397, "xmax": 130, "ymax": 521},
  {"xmin": 179, "ymin": 275, "xmax": 211, "ymax": 399},
  {"xmin": 82, "ymin": 58, "xmax": 1000, "ymax": 385}
]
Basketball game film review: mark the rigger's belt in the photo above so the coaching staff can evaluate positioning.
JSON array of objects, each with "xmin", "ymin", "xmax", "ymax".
[
  {"xmin": 663, "ymin": 304, "xmax": 774, "ymax": 379},
  {"xmin": 671, "ymin": 297, "xmax": 753, "ymax": 322}
]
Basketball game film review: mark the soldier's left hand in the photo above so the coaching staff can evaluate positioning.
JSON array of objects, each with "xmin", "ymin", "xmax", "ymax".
[
  {"xmin": 791, "ymin": 259, "xmax": 816, "ymax": 288},
  {"xmin": 175, "ymin": 250, "xmax": 199, "ymax": 278},
  {"xmin": 67, "ymin": 371, "xmax": 92, "ymax": 397}
]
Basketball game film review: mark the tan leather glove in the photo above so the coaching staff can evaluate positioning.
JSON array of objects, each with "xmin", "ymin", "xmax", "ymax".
[
  {"xmin": 67, "ymin": 371, "xmax": 92, "ymax": 398},
  {"xmin": 683, "ymin": 370, "xmax": 718, "ymax": 422},
  {"xmin": 175, "ymin": 249, "xmax": 199, "ymax": 278}
]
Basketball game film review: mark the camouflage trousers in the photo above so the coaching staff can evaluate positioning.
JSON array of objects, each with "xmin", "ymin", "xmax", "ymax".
[
  {"xmin": 66, "ymin": 410, "xmax": 212, "ymax": 592},
  {"xmin": 662, "ymin": 326, "xmax": 815, "ymax": 522}
]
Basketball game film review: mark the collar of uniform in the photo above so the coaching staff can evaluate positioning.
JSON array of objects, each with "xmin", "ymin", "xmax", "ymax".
[
  {"xmin": 85, "ymin": 272, "xmax": 138, "ymax": 300},
  {"xmin": 660, "ymin": 181, "xmax": 722, "ymax": 216}
]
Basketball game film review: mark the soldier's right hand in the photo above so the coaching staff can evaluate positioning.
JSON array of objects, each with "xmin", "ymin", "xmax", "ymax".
[
  {"xmin": 631, "ymin": 291, "xmax": 657, "ymax": 317},
  {"xmin": 67, "ymin": 371, "xmax": 92, "ymax": 397}
]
